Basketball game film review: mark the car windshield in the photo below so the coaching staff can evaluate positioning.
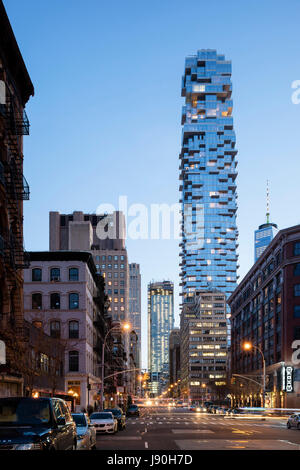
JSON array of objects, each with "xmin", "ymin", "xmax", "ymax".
[
  {"xmin": 90, "ymin": 413, "xmax": 112, "ymax": 420},
  {"xmin": 0, "ymin": 398, "xmax": 51, "ymax": 426},
  {"xmin": 72, "ymin": 414, "xmax": 87, "ymax": 426},
  {"xmin": 104, "ymin": 409, "xmax": 121, "ymax": 416},
  {"xmin": 129, "ymin": 405, "xmax": 137, "ymax": 409}
]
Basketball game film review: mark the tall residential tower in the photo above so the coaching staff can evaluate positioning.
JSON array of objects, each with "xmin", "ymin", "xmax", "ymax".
[{"xmin": 179, "ymin": 50, "xmax": 238, "ymax": 305}]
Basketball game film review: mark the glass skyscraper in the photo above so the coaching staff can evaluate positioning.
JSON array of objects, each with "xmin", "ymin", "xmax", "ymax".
[
  {"xmin": 254, "ymin": 183, "xmax": 278, "ymax": 262},
  {"xmin": 179, "ymin": 49, "xmax": 238, "ymax": 303},
  {"xmin": 148, "ymin": 281, "xmax": 174, "ymax": 396}
]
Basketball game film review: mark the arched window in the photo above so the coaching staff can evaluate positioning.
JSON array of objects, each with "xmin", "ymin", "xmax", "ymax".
[
  {"xmin": 69, "ymin": 268, "xmax": 79, "ymax": 281},
  {"xmin": 69, "ymin": 321, "xmax": 79, "ymax": 339},
  {"xmin": 50, "ymin": 321, "xmax": 60, "ymax": 339},
  {"xmin": 69, "ymin": 351, "xmax": 79, "ymax": 372},
  {"xmin": 32, "ymin": 268, "xmax": 42, "ymax": 282},
  {"xmin": 50, "ymin": 293, "xmax": 60, "ymax": 309},
  {"xmin": 32, "ymin": 293, "xmax": 42, "ymax": 309},
  {"xmin": 69, "ymin": 293, "xmax": 79, "ymax": 309},
  {"xmin": 50, "ymin": 268, "xmax": 60, "ymax": 282}
]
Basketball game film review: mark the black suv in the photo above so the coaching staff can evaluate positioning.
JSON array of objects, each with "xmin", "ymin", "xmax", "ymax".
[
  {"xmin": 103, "ymin": 407, "xmax": 126, "ymax": 430},
  {"xmin": 0, "ymin": 397, "xmax": 77, "ymax": 450}
]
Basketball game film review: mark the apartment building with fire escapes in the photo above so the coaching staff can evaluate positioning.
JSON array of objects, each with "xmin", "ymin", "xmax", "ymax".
[{"xmin": 0, "ymin": 0, "xmax": 34, "ymax": 396}]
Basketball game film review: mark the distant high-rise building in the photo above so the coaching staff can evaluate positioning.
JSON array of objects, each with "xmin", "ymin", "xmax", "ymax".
[
  {"xmin": 148, "ymin": 281, "xmax": 174, "ymax": 396},
  {"xmin": 254, "ymin": 181, "xmax": 278, "ymax": 262},
  {"xmin": 129, "ymin": 263, "xmax": 141, "ymax": 369},
  {"xmin": 179, "ymin": 49, "xmax": 238, "ymax": 304},
  {"xmin": 169, "ymin": 328, "xmax": 180, "ymax": 387}
]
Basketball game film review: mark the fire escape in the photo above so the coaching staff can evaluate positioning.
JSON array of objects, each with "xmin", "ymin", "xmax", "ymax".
[{"xmin": 2, "ymin": 89, "xmax": 30, "ymax": 271}]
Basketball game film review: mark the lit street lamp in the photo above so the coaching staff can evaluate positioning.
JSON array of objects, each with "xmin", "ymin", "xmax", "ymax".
[
  {"xmin": 243, "ymin": 341, "xmax": 266, "ymax": 408},
  {"xmin": 100, "ymin": 322, "xmax": 131, "ymax": 410}
]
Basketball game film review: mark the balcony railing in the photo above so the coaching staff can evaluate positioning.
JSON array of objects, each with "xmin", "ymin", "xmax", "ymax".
[
  {"xmin": 6, "ymin": 162, "xmax": 30, "ymax": 200},
  {"xmin": 5, "ymin": 101, "xmax": 30, "ymax": 136},
  {"xmin": 0, "ymin": 231, "xmax": 30, "ymax": 269}
]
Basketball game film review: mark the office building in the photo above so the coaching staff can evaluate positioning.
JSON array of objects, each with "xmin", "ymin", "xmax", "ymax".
[
  {"xmin": 229, "ymin": 224, "xmax": 300, "ymax": 408},
  {"xmin": 180, "ymin": 290, "xmax": 228, "ymax": 403},
  {"xmin": 129, "ymin": 263, "xmax": 141, "ymax": 368},
  {"xmin": 148, "ymin": 281, "xmax": 174, "ymax": 396},
  {"xmin": 254, "ymin": 182, "xmax": 278, "ymax": 262}
]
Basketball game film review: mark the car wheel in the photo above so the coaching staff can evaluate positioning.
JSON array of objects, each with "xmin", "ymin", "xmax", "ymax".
[{"xmin": 287, "ymin": 422, "xmax": 291, "ymax": 429}]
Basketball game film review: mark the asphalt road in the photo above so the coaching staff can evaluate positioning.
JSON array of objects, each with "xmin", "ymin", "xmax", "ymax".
[{"xmin": 96, "ymin": 407, "xmax": 300, "ymax": 450}]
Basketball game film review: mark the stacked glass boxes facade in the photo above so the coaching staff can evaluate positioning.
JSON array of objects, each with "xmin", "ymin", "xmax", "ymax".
[
  {"xmin": 148, "ymin": 281, "xmax": 174, "ymax": 396},
  {"xmin": 179, "ymin": 50, "xmax": 238, "ymax": 305}
]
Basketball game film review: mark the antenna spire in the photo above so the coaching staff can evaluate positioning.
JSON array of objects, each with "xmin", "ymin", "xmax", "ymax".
[{"xmin": 266, "ymin": 180, "xmax": 270, "ymax": 224}]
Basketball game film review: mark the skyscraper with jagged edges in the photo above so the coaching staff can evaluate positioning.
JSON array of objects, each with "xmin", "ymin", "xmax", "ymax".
[{"xmin": 179, "ymin": 50, "xmax": 239, "ymax": 308}]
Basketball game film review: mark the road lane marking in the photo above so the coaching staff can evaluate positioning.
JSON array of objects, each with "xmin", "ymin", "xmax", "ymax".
[
  {"xmin": 112, "ymin": 437, "xmax": 142, "ymax": 440},
  {"xmin": 145, "ymin": 442, "xmax": 148, "ymax": 449},
  {"xmin": 172, "ymin": 429, "xmax": 214, "ymax": 434}
]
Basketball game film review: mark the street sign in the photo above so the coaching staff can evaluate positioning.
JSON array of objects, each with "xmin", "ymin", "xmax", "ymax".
[{"xmin": 0, "ymin": 341, "xmax": 6, "ymax": 365}]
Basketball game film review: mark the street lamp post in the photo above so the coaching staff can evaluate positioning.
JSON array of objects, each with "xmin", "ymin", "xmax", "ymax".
[
  {"xmin": 243, "ymin": 342, "xmax": 266, "ymax": 408},
  {"xmin": 100, "ymin": 322, "xmax": 131, "ymax": 411}
]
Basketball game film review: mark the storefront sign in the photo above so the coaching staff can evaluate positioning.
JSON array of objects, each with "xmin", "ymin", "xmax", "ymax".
[{"xmin": 281, "ymin": 365, "xmax": 294, "ymax": 393}]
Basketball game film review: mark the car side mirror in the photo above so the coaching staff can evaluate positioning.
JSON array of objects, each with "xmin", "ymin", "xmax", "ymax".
[{"xmin": 57, "ymin": 417, "xmax": 66, "ymax": 426}]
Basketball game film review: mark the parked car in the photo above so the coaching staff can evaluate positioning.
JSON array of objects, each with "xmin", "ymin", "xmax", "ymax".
[
  {"xmin": 0, "ymin": 397, "xmax": 77, "ymax": 450},
  {"xmin": 72, "ymin": 413, "xmax": 96, "ymax": 450},
  {"xmin": 126, "ymin": 404, "xmax": 139, "ymax": 417},
  {"xmin": 89, "ymin": 412, "xmax": 118, "ymax": 434},
  {"xmin": 103, "ymin": 407, "xmax": 126, "ymax": 430},
  {"xmin": 287, "ymin": 413, "xmax": 300, "ymax": 429}
]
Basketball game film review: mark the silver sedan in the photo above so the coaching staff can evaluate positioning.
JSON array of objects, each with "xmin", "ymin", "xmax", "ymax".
[
  {"xmin": 287, "ymin": 413, "xmax": 300, "ymax": 429},
  {"xmin": 72, "ymin": 413, "xmax": 97, "ymax": 450}
]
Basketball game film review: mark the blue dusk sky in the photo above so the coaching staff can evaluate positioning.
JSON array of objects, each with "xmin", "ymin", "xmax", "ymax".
[{"xmin": 3, "ymin": 0, "xmax": 300, "ymax": 369}]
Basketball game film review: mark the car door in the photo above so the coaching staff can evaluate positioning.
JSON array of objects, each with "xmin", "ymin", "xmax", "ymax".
[
  {"xmin": 52, "ymin": 399, "xmax": 66, "ymax": 450},
  {"xmin": 60, "ymin": 401, "xmax": 75, "ymax": 449}
]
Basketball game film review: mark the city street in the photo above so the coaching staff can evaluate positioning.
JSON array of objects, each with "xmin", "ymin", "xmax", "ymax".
[{"xmin": 96, "ymin": 407, "xmax": 300, "ymax": 451}]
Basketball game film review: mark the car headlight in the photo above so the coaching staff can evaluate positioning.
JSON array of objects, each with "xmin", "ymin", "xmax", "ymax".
[{"xmin": 15, "ymin": 443, "xmax": 42, "ymax": 450}]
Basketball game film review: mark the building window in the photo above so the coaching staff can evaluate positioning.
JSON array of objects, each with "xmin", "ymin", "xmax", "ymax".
[
  {"xmin": 294, "ymin": 306, "xmax": 300, "ymax": 318},
  {"xmin": 69, "ymin": 268, "xmax": 79, "ymax": 281},
  {"xmin": 294, "ymin": 327, "xmax": 300, "ymax": 340},
  {"xmin": 50, "ymin": 268, "xmax": 60, "ymax": 282},
  {"xmin": 114, "ymin": 256, "xmax": 118, "ymax": 261},
  {"xmin": 294, "ymin": 243, "xmax": 300, "ymax": 256},
  {"xmin": 69, "ymin": 321, "xmax": 79, "ymax": 339},
  {"xmin": 32, "ymin": 268, "xmax": 42, "ymax": 282},
  {"xmin": 294, "ymin": 264, "xmax": 300, "ymax": 276},
  {"xmin": 50, "ymin": 293, "xmax": 60, "ymax": 309},
  {"xmin": 294, "ymin": 285, "xmax": 300, "ymax": 297},
  {"xmin": 32, "ymin": 293, "xmax": 42, "ymax": 309},
  {"xmin": 69, "ymin": 293, "xmax": 79, "ymax": 309},
  {"xmin": 50, "ymin": 321, "xmax": 60, "ymax": 338},
  {"xmin": 69, "ymin": 351, "xmax": 79, "ymax": 372}
]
